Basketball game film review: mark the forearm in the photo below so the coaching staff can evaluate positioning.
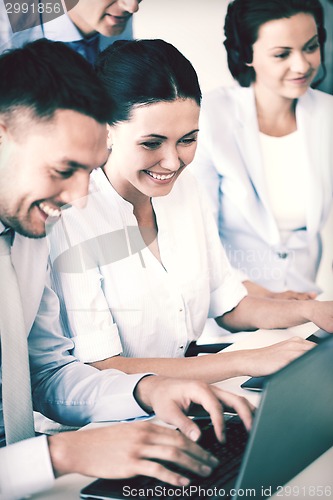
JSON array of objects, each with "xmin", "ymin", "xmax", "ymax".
[
  {"xmin": 90, "ymin": 352, "xmax": 256, "ymax": 384},
  {"xmin": 217, "ymin": 295, "xmax": 313, "ymax": 331},
  {"xmin": 32, "ymin": 361, "xmax": 150, "ymax": 426}
]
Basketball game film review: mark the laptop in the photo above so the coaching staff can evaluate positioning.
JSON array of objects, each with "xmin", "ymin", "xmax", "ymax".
[{"xmin": 81, "ymin": 332, "xmax": 333, "ymax": 500}]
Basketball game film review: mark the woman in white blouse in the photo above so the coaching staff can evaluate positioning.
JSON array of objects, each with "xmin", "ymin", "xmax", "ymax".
[
  {"xmin": 48, "ymin": 39, "xmax": 333, "ymax": 383},
  {"xmin": 190, "ymin": 0, "xmax": 333, "ymax": 297}
]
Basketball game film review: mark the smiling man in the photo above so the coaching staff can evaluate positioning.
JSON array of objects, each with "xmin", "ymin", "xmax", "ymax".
[{"xmin": 0, "ymin": 0, "xmax": 142, "ymax": 62}]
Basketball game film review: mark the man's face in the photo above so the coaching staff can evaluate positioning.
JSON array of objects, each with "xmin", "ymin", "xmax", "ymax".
[
  {"xmin": 68, "ymin": 0, "xmax": 142, "ymax": 37},
  {"xmin": 0, "ymin": 109, "xmax": 108, "ymax": 238}
]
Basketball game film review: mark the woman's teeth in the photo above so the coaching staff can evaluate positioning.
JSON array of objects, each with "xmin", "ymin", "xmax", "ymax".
[
  {"xmin": 145, "ymin": 171, "xmax": 176, "ymax": 181},
  {"xmin": 39, "ymin": 202, "xmax": 61, "ymax": 217}
]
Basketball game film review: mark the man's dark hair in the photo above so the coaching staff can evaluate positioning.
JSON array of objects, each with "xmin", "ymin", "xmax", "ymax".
[{"xmin": 0, "ymin": 38, "xmax": 112, "ymax": 124}]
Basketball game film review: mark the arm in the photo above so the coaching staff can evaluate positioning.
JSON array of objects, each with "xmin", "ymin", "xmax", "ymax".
[
  {"xmin": 29, "ymin": 277, "xmax": 150, "ymax": 425},
  {"xmin": 217, "ymin": 296, "xmax": 333, "ymax": 333},
  {"xmin": 90, "ymin": 337, "xmax": 314, "ymax": 383},
  {"xmin": 46, "ymin": 245, "xmax": 316, "ymax": 385},
  {"xmin": 1, "ymin": 376, "xmax": 253, "ymax": 499},
  {"xmin": 48, "ymin": 376, "xmax": 254, "ymax": 485}
]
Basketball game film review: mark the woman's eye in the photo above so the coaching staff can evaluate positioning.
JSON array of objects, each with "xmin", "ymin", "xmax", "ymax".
[
  {"xmin": 141, "ymin": 142, "xmax": 161, "ymax": 150},
  {"xmin": 274, "ymin": 52, "xmax": 289, "ymax": 59},
  {"xmin": 305, "ymin": 43, "xmax": 320, "ymax": 53},
  {"xmin": 54, "ymin": 169, "xmax": 73, "ymax": 179},
  {"xmin": 180, "ymin": 137, "xmax": 197, "ymax": 145}
]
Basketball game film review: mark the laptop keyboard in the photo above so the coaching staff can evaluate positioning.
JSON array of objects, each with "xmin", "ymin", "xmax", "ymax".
[
  {"xmin": 187, "ymin": 416, "xmax": 248, "ymax": 489},
  {"xmin": 82, "ymin": 417, "xmax": 249, "ymax": 499}
]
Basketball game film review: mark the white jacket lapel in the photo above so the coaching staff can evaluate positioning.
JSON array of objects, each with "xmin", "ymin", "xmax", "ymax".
[{"xmin": 233, "ymin": 88, "xmax": 280, "ymax": 244}]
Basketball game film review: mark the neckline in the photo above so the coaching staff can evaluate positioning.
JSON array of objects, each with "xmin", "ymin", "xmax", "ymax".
[{"xmin": 259, "ymin": 129, "xmax": 298, "ymax": 140}]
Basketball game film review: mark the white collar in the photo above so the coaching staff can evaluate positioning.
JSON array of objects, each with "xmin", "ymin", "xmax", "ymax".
[{"xmin": 42, "ymin": 11, "xmax": 86, "ymax": 43}]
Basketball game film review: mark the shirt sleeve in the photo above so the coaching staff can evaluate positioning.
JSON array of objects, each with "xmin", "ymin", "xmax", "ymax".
[
  {"xmin": 0, "ymin": 436, "xmax": 54, "ymax": 500},
  {"xmin": 29, "ymin": 270, "xmax": 152, "ymax": 426},
  {"xmin": 52, "ymin": 265, "xmax": 123, "ymax": 363}
]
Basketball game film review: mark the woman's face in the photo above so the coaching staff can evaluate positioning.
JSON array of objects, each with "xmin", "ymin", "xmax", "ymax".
[
  {"xmin": 106, "ymin": 98, "xmax": 200, "ymax": 202},
  {"xmin": 251, "ymin": 13, "xmax": 321, "ymax": 100}
]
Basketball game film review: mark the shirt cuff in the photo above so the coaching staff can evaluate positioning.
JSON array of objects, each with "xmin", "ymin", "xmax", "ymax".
[
  {"xmin": 92, "ymin": 372, "xmax": 156, "ymax": 422},
  {"xmin": 72, "ymin": 323, "xmax": 123, "ymax": 363},
  {"xmin": 0, "ymin": 435, "xmax": 54, "ymax": 500},
  {"xmin": 232, "ymin": 267, "xmax": 250, "ymax": 283},
  {"xmin": 209, "ymin": 271, "xmax": 248, "ymax": 318}
]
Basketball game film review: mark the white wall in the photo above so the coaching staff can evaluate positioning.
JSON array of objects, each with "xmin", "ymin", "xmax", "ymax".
[
  {"xmin": 134, "ymin": 0, "xmax": 233, "ymax": 92},
  {"xmin": 133, "ymin": 0, "xmax": 333, "ymax": 295}
]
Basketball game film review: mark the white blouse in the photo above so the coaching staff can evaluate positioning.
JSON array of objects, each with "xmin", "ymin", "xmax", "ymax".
[
  {"xmin": 259, "ymin": 130, "xmax": 308, "ymax": 243},
  {"xmin": 47, "ymin": 168, "xmax": 247, "ymax": 363}
]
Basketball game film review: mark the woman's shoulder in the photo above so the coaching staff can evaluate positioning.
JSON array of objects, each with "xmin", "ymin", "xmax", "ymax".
[
  {"xmin": 301, "ymin": 88, "xmax": 333, "ymax": 108},
  {"xmin": 200, "ymin": 85, "xmax": 255, "ymax": 126},
  {"xmin": 202, "ymin": 85, "xmax": 253, "ymax": 108}
]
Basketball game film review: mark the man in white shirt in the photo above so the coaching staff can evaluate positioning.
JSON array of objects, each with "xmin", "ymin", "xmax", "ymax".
[
  {"xmin": 0, "ymin": 40, "xmax": 253, "ymax": 500},
  {"xmin": 0, "ymin": 0, "xmax": 142, "ymax": 62}
]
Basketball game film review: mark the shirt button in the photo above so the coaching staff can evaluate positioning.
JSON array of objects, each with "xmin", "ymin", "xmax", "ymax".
[
  {"xmin": 179, "ymin": 308, "xmax": 183, "ymax": 312},
  {"xmin": 277, "ymin": 252, "xmax": 288, "ymax": 259},
  {"xmin": 179, "ymin": 345, "xmax": 184, "ymax": 349}
]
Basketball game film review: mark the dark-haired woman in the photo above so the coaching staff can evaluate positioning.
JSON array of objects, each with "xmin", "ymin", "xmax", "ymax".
[
  {"xmin": 48, "ymin": 39, "xmax": 332, "ymax": 384},
  {"xmin": 191, "ymin": 0, "xmax": 333, "ymax": 297}
]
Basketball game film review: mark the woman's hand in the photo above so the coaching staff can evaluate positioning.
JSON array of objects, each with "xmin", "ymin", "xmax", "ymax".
[
  {"xmin": 269, "ymin": 290, "xmax": 317, "ymax": 300},
  {"xmin": 302, "ymin": 300, "xmax": 333, "ymax": 333},
  {"xmin": 239, "ymin": 337, "xmax": 316, "ymax": 377}
]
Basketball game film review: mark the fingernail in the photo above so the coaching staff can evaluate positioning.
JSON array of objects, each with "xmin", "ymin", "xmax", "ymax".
[
  {"xmin": 179, "ymin": 477, "xmax": 190, "ymax": 486},
  {"xmin": 189, "ymin": 429, "xmax": 200, "ymax": 441},
  {"xmin": 209, "ymin": 455, "xmax": 219, "ymax": 466},
  {"xmin": 200, "ymin": 465, "xmax": 212, "ymax": 476}
]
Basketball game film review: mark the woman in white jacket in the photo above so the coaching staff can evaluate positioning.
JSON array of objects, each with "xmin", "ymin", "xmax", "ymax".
[{"xmin": 190, "ymin": 0, "xmax": 333, "ymax": 295}]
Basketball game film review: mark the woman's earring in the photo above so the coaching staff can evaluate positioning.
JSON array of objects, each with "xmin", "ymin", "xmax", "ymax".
[{"xmin": 107, "ymin": 126, "xmax": 113, "ymax": 151}]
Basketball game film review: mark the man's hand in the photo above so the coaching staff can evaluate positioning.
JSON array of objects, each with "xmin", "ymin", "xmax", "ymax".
[
  {"xmin": 134, "ymin": 376, "xmax": 254, "ymax": 442},
  {"xmin": 48, "ymin": 420, "xmax": 220, "ymax": 486}
]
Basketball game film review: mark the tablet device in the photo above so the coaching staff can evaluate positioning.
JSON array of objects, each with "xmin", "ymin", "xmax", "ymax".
[{"xmin": 240, "ymin": 376, "xmax": 265, "ymax": 391}]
